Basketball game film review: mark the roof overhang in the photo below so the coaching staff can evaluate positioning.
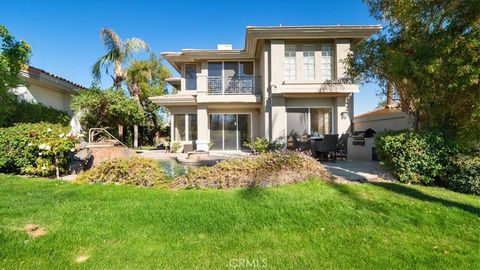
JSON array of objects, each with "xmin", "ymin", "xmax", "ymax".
[
  {"xmin": 149, "ymin": 94, "xmax": 197, "ymax": 106},
  {"xmin": 165, "ymin": 77, "xmax": 181, "ymax": 89},
  {"xmin": 20, "ymin": 66, "xmax": 86, "ymax": 93},
  {"xmin": 162, "ymin": 25, "xmax": 382, "ymax": 72}
]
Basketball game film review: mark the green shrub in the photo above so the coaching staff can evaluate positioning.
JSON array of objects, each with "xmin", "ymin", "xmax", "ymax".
[
  {"xmin": 375, "ymin": 130, "xmax": 453, "ymax": 184},
  {"xmin": 0, "ymin": 98, "xmax": 69, "ymax": 128},
  {"xmin": 76, "ymin": 156, "xmax": 167, "ymax": 187},
  {"xmin": 13, "ymin": 101, "xmax": 70, "ymax": 125},
  {"xmin": 244, "ymin": 137, "xmax": 285, "ymax": 154},
  {"xmin": 0, "ymin": 123, "xmax": 77, "ymax": 176},
  {"xmin": 446, "ymin": 155, "xmax": 480, "ymax": 195},
  {"xmin": 170, "ymin": 142, "xmax": 182, "ymax": 153},
  {"xmin": 173, "ymin": 152, "xmax": 332, "ymax": 189}
]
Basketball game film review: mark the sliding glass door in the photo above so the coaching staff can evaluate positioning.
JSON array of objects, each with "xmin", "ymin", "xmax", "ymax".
[
  {"xmin": 286, "ymin": 107, "xmax": 333, "ymax": 137},
  {"xmin": 209, "ymin": 113, "xmax": 251, "ymax": 151}
]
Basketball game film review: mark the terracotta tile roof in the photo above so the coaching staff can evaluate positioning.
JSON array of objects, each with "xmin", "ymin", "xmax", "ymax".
[{"xmin": 25, "ymin": 65, "xmax": 87, "ymax": 89}]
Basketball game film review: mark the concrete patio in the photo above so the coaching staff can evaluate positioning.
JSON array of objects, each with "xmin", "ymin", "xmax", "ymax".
[{"xmin": 321, "ymin": 160, "xmax": 394, "ymax": 182}]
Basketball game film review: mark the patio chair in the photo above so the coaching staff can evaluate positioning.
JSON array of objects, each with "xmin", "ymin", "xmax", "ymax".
[
  {"xmin": 315, "ymin": 134, "xmax": 338, "ymax": 162},
  {"xmin": 291, "ymin": 135, "xmax": 310, "ymax": 153},
  {"xmin": 336, "ymin": 133, "xmax": 349, "ymax": 160}
]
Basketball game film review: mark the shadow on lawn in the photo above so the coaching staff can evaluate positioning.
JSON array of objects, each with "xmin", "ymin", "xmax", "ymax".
[
  {"xmin": 239, "ymin": 187, "xmax": 268, "ymax": 200},
  {"xmin": 369, "ymin": 182, "xmax": 480, "ymax": 216}
]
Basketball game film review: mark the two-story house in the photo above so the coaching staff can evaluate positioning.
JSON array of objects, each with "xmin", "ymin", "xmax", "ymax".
[{"xmin": 150, "ymin": 25, "xmax": 381, "ymax": 151}]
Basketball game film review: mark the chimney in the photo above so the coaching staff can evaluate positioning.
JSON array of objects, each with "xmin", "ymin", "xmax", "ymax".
[{"xmin": 217, "ymin": 44, "xmax": 233, "ymax": 50}]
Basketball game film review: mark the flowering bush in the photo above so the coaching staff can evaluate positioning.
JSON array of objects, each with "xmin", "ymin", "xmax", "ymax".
[{"xmin": 0, "ymin": 123, "xmax": 77, "ymax": 176}]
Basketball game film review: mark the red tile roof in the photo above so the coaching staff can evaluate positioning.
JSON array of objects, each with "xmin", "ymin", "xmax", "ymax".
[{"xmin": 26, "ymin": 65, "xmax": 87, "ymax": 89}]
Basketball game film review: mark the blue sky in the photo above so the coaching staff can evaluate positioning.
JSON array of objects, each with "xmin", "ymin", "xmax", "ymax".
[{"xmin": 0, "ymin": 0, "xmax": 382, "ymax": 114}]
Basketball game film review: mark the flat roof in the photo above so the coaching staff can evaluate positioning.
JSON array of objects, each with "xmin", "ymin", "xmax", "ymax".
[{"xmin": 162, "ymin": 24, "xmax": 382, "ymax": 72}]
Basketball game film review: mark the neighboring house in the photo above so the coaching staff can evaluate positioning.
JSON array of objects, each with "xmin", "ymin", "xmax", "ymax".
[
  {"xmin": 10, "ymin": 66, "xmax": 86, "ymax": 115},
  {"xmin": 349, "ymin": 105, "xmax": 414, "ymax": 161},
  {"xmin": 150, "ymin": 25, "xmax": 381, "ymax": 151},
  {"xmin": 353, "ymin": 106, "xmax": 414, "ymax": 132}
]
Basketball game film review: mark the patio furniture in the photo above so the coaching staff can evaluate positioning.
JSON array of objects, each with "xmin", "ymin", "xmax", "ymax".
[
  {"xmin": 291, "ymin": 135, "xmax": 310, "ymax": 153},
  {"xmin": 336, "ymin": 133, "xmax": 349, "ymax": 160},
  {"xmin": 309, "ymin": 136, "xmax": 324, "ymax": 158},
  {"xmin": 315, "ymin": 134, "xmax": 338, "ymax": 162}
]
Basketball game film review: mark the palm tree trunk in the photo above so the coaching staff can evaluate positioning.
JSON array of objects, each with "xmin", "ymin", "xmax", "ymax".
[
  {"xmin": 114, "ymin": 60, "xmax": 123, "ymax": 90},
  {"xmin": 386, "ymin": 81, "xmax": 395, "ymax": 108}
]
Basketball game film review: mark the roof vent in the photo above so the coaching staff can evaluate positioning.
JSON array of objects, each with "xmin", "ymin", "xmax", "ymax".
[{"xmin": 217, "ymin": 44, "xmax": 233, "ymax": 50}]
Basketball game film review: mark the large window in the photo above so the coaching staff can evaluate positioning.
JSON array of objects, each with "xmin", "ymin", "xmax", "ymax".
[
  {"xmin": 173, "ymin": 114, "xmax": 186, "ymax": 141},
  {"xmin": 185, "ymin": 64, "xmax": 197, "ymax": 90},
  {"xmin": 303, "ymin": 45, "xmax": 315, "ymax": 80},
  {"xmin": 188, "ymin": 114, "xmax": 197, "ymax": 141},
  {"xmin": 284, "ymin": 44, "xmax": 296, "ymax": 80},
  {"xmin": 209, "ymin": 113, "xmax": 251, "ymax": 151},
  {"xmin": 320, "ymin": 44, "xmax": 333, "ymax": 81},
  {"xmin": 173, "ymin": 114, "xmax": 197, "ymax": 141},
  {"xmin": 208, "ymin": 61, "xmax": 255, "ymax": 94},
  {"xmin": 287, "ymin": 108, "xmax": 332, "ymax": 137},
  {"xmin": 286, "ymin": 108, "xmax": 309, "ymax": 136},
  {"xmin": 310, "ymin": 108, "xmax": 332, "ymax": 135}
]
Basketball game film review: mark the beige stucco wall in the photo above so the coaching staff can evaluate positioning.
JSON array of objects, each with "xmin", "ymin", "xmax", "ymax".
[
  {"xmin": 11, "ymin": 81, "xmax": 74, "ymax": 114},
  {"xmin": 161, "ymin": 36, "xmax": 359, "ymax": 149},
  {"xmin": 335, "ymin": 39, "xmax": 351, "ymax": 80},
  {"xmin": 335, "ymin": 94, "xmax": 353, "ymax": 134},
  {"xmin": 354, "ymin": 111, "xmax": 413, "ymax": 132}
]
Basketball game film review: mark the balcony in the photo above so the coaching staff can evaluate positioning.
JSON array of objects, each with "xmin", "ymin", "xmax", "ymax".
[{"xmin": 207, "ymin": 76, "xmax": 261, "ymax": 95}]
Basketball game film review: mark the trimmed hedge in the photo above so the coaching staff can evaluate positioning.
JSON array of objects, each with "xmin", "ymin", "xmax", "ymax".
[
  {"xmin": 446, "ymin": 155, "xmax": 480, "ymax": 195},
  {"xmin": 173, "ymin": 152, "xmax": 332, "ymax": 189},
  {"xmin": 0, "ymin": 99, "xmax": 69, "ymax": 128},
  {"xmin": 375, "ymin": 130, "xmax": 452, "ymax": 184},
  {"xmin": 0, "ymin": 123, "xmax": 77, "ymax": 176},
  {"xmin": 76, "ymin": 157, "xmax": 168, "ymax": 187},
  {"xmin": 14, "ymin": 101, "xmax": 70, "ymax": 126}
]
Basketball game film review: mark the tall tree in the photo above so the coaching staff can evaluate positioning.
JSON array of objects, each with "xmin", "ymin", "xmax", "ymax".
[
  {"xmin": 347, "ymin": 0, "xmax": 480, "ymax": 145},
  {"xmin": 126, "ymin": 55, "xmax": 171, "ymax": 142},
  {"xmin": 0, "ymin": 25, "xmax": 31, "ymax": 127},
  {"xmin": 91, "ymin": 28, "xmax": 150, "ymax": 89}
]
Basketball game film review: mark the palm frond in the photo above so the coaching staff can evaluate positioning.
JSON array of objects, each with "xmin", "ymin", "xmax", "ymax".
[
  {"xmin": 100, "ymin": 28, "xmax": 122, "ymax": 52},
  {"xmin": 122, "ymin": 38, "xmax": 150, "ymax": 62},
  {"xmin": 91, "ymin": 52, "xmax": 116, "ymax": 81}
]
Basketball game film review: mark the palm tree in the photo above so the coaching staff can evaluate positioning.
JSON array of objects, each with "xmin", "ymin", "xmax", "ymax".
[
  {"xmin": 92, "ymin": 28, "xmax": 150, "ymax": 89},
  {"xmin": 126, "ymin": 56, "xmax": 171, "ymax": 144}
]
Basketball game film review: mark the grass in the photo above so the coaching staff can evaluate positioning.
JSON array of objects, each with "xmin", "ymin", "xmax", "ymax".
[{"xmin": 0, "ymin": 174, "xmax": 479, "ymax": 269}]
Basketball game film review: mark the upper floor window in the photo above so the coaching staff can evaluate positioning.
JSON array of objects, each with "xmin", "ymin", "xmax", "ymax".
[
  {"xmin": 185, "ymin": 64, "xmax": 197, "ymax": 90},
  {"xmin": 284, "ymin": 44, "xmax": 296, "ymax": 80},
  {"xmin": 320, "ymin": 44, "xmax": 333, "ymax": 81},
  {"xmin": 303, "ymin": 45, "xmax": 315, "ymax": 80}
]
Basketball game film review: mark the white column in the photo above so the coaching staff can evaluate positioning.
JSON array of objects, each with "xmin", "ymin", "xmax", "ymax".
[
  {"xmin": 271, "ymin": 96, "xmax": 286, "ymax": 142},
  {"xmin": 196, "ymin": 104, "xmax": 209, "ymax": 151}
]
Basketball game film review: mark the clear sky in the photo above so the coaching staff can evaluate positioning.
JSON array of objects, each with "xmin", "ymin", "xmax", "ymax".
[{"xmin": 0, "ymin": 0, "xmax": 383, "ymax": 115}]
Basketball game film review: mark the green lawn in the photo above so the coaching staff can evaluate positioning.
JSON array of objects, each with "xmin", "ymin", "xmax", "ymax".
[{"xmin": 0, "ymin": 175, "xmax": 479, "ymax": 269}]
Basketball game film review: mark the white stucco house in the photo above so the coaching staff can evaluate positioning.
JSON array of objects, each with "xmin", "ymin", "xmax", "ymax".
[
  {"xmin": 10, "ymin": 66, "xmax": 85, "ymax": 115},
  {"xmin": 150, "ymin": 25, "xmax": 381, "ymax": 151}
]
